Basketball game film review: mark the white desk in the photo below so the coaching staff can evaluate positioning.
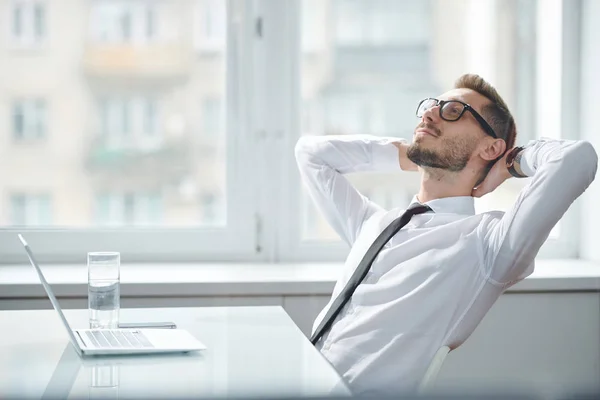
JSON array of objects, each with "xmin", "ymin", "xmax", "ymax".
[{"xmin": 0, "ymin": 306, "xmax": 351, "ymax": 399}]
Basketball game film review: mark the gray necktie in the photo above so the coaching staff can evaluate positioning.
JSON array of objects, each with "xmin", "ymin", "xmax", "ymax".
[{"xmin": 310, "ymin": 203, "xmax": 433, "ymax": 345}]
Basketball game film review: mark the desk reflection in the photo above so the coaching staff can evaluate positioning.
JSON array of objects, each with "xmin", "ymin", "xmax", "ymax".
[
  {"xmin": 89, "ymin": 362, "xmax": 119, "ymax": 399},
  {"xmin": 43, "ymin": 345, "xmax": 207, "ymax": 399}
]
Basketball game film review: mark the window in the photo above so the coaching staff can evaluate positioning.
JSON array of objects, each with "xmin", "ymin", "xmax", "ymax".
[
  {"xmin": 95, "ymin": 193, "xmax": 162, "ymax": 226},
  {"xmin": 12, "ymin": 99, "xmax": 46, "ymax": 140},
  {"xmin": 10, "ymin": 0, "xmax": 46, "ymax": 46},
  {"xmin": 0, "ymin": 0, "xmax": 252, "ymax": 263},
  {"xmin": 90, "ymin": 0, "xmax": 156, "ymax": 44},
  {"xmin": 10, "ymin": 194, "xmax": 52, "ymax": 226},
  {"xmin": 194, "ymin": 0, "xmax": 226, "ymax": 51},
  {"xmin": 99, "ymin": 97, "xmax": 159, "ymax": 150},
  {"xmin": 293, "ymin": 0, "xmax": 575, "ymax": 260},
  {"xmin": 0, "ymin": 0, "xmax": 584, "ymax": 263}
]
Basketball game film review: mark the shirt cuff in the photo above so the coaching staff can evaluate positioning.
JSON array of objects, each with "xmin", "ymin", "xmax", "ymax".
[
  {"xmin": 519, "ymin": 138, "xmax": 548, "ymax": 177},
  {"xmin": 370, "ymin": 138, "xmax": 406, "ymax": 172},
  {"xmin": 518, "ymin": 150, "xmax": 535, "ymax": 177}
]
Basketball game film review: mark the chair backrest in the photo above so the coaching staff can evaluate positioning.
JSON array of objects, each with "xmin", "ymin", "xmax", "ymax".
[{"xmin": 417, "ymin": 345, "xmax": 451, "ymax": 394}]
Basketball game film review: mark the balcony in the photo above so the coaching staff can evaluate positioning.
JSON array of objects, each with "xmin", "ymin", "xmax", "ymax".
[
  {"xmin": 83, "ymin": 43, "xmax": 193, "ymax": 81},
  {"xmin": 85, "ymin": 136, "xmax": 193, "ymax": 188}
]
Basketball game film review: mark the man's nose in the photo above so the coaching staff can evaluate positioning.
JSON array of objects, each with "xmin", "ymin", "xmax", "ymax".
[{"xmin": 422, "ymin": 105, "xmax": 441, "ymax": 124}]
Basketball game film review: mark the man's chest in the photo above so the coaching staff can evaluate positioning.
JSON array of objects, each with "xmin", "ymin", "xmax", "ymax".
[{"xmin": 334, "ymin": 213, "xmax": 484, "ymax": 299}]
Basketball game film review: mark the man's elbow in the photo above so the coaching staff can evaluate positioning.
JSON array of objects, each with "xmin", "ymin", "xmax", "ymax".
[
  {"xmin": 562, "ymin": 140, "xmax": 598, "ymax": 191},
  {"xmin": 294, "ymin": 135, "xmax": 326, "ymax": 163},
  {"xmin": 570, "ymin": 141, "xmax": 598, "ymax": 184},
  {"xmin": 294, "ymin": 136, "xmax": 312, "ymax": 158}
]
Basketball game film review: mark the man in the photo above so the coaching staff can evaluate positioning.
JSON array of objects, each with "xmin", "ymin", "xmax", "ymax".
[{"xmin": 295, "ymin": 74, "xmax": 598, "ymax": 395}]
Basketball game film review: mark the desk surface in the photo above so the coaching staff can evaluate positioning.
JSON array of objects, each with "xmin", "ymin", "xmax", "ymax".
[{"xmin": 0, "ymin": 306, "xmax": 350, "ymax": 399}]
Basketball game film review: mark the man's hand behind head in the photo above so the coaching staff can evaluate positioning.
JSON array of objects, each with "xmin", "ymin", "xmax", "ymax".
[{"xmin": 472, "ymin": 149, "xmax": 513, "ymax": 197}]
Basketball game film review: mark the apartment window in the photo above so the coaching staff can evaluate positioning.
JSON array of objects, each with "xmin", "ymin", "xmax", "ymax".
[
  {"xmin": 12, "ymin": 99, "xmax": 46, "ymax": 140},
  {"xmin": 10, "ymin": 194, "xmax": 52, "ymax": 226},
  {"xmin": 11, "ymin": 0, "xmax": 46, "ymax": 46},
  {"xmin": 91, "ymin": 1, "xmax": 156, "ymax": 43},
  {"xmin": 194, "ymin": 0, "xmax": 226, "ymax": 51},
  {"xmin": 95, "ymin": 193, "xmax": 162, "ymax": 226},
  {"xmin": 99, "ymin": 97, "xmax": 159, "ymax": 150},
  {"xmin": 334, "ymin": 0, "xmax": 430, "ymax": 46},
  {"xmin": 143, "ymin": 99, "xmax": 157, "ymax": 139},
  {"xmin": 145, "ymin": 6, "xmax": 155, "ymax": 39}
]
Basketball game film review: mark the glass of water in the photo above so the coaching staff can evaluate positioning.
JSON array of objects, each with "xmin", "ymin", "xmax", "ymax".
[{"xmin": 88, "ymin": 252, "xmax": 120, "ymax": 329}]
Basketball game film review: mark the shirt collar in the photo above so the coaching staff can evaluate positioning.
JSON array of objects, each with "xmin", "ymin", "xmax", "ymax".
[{"xmin": 408, "ymin": 195, "xmax": 475, "ymax": 216}]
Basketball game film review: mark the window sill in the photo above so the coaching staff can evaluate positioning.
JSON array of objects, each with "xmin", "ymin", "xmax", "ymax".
[{"xmin": 0, "ymin": 259, "xmax": 599, "ymax": 299}]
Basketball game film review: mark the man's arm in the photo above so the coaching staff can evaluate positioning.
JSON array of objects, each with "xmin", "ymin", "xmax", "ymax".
[
  {"xmin": 294, "ymin": 134, "xmax": 413, "ymax": 247},
  {"xmin": 481, "ymin": 138, "xmax": 598, "ymax": 285}
]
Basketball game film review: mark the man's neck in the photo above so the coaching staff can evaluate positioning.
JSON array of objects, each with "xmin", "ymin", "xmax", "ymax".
[{"xmin": 416, "ymin": 167, "xmax": 474, "ymax": 203}]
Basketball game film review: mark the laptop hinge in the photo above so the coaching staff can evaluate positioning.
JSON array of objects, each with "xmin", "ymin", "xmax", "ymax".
[{"xmin": 75, "ymin": 330, "xmax": 91, "ymax": 350}]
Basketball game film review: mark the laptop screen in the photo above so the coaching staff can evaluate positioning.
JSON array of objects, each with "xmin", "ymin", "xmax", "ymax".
[{"xmin": 18, "ymin": 234, "xmax": 83, "ymax": 355}]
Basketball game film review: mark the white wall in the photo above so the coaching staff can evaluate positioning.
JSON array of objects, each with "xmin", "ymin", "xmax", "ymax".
[{"xmin": 435, "ymin": 292, "xmax": 600, "ymax": 397}]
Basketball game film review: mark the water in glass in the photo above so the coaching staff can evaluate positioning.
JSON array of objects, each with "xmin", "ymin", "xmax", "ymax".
[
  {"xmin": 89, "ymin": 279, "xmax": 120, "ymax": 329},
  {"xmin": 88, "ymin": 252, "xmax": 120, "ymax": 329}
]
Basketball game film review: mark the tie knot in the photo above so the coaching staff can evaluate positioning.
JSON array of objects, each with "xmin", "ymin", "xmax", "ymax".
[{"xmin": 406, "ymin": 203, "xmax": 432, "ymax": 215}]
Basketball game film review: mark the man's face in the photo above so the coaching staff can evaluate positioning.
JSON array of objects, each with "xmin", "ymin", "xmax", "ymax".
[{"xmin": 407, "ymin": 88, "xmax": 491, "ymax": 172}]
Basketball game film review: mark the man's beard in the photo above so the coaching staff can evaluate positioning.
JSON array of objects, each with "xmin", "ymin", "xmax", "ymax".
[{"xmin": 407, "ymin": 126, "xmax": 475, "ymax": 172}]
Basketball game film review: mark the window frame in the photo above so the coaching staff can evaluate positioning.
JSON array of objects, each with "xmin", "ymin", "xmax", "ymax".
[{"xmin": 0, "ymin": 0, "xmax": 262, "ymax": 264}]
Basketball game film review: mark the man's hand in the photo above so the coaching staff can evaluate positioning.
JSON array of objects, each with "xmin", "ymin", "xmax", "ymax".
[
  {"xmin": 472, "ymin": 150, "xmax": 513, "ymax": 197},
  {"xmin": 392, "ymin": 142, "xmax": 418, "ymax": 172}
]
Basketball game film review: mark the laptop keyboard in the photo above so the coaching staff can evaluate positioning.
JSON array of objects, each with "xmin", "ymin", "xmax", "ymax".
[{"xmin": 86, "ymin": 330, "xmax": 154, "ymax": 349}]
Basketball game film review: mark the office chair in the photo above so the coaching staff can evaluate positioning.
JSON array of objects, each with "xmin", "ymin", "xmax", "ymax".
[{"xmin": 417, "ymin": 345, "xmax": 451, "ymax": 394}]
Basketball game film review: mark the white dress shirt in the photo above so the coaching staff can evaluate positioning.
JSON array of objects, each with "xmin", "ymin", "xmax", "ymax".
[{"xmin": 294, "ymin": 134, "xmax": 598, "ymax": 395}]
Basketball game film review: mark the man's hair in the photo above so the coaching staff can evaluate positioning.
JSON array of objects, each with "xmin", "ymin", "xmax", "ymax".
[{"xmin": 454, "ymin": 73, "xmax": 517, "ymax": 186}]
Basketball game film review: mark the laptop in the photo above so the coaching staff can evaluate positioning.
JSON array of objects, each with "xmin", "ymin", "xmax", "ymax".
[{"xmin": 18, "ymin": 234, "xmax": 207, "ymax": 356}]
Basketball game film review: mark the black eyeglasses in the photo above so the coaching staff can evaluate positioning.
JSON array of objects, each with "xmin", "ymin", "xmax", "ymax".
[{"xmin": 416, "ymin": 98, "xmax": 499, "ymax": 139}]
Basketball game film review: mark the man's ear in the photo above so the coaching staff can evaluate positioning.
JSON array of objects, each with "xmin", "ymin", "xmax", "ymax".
[{"xmin": 480, "ymin": 139, "xmax": 506, "ymax": 161}]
